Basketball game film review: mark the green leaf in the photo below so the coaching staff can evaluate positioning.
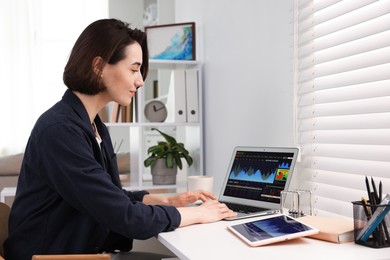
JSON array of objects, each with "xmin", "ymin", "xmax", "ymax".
[
  {"xmin": 166, "ymin": 153, "xmax": 174, "ymax": 168},
  {"xmin": 144, "ymin": 157, "xmax": 157, "ymax": 167},
  {"xmin": 143, "ymin": 128, "xmax": 193, "ymax": 170},
  {"xmin": 152, "ymin": 128, "xmax": 177, "ymax": 144},
  {"xmin": 175, "ymin": 156, "xmax": 183, "ymax": 170}
]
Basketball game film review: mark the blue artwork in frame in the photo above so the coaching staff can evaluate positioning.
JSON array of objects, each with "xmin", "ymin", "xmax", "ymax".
[{"xmin": 145, "ymin": 22, "xmax": 196, "ymax": 60}]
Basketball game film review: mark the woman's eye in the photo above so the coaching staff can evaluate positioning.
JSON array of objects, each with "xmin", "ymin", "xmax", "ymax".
[{"xmin": 131, "ymin": 69, "xmax": 140, "ymax": 74}]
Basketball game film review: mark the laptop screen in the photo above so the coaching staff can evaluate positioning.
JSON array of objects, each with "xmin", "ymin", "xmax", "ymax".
[{"xmin": 222, "ymin": 148, "xmax": 297, "ymax": 205}]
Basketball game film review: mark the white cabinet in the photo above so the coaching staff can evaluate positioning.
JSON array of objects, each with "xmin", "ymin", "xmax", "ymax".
[{"xmin": 105, "ymin": 60, "xmax": 203, "ymax": 192}]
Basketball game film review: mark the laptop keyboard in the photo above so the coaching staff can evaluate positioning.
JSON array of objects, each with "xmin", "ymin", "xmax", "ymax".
[{"xmin": 224, "ymin": 202, "xmax": 267, "ymax": 213}]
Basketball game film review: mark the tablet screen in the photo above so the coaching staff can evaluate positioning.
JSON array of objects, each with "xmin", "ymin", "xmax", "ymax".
[{"xmin": 227, "ymin": 214, "xmax": 319, "ymax": 246}]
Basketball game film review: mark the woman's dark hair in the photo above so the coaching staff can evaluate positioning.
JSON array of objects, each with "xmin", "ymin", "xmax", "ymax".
[{"xmin": 63, "ymin": 19, "xmax": 149, "ymax": 95}]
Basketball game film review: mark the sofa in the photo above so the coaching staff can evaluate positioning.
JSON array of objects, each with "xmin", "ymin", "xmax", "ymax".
[{"xmin": 0, "ymin": 153, "xmax": 23, "ymax": 199}]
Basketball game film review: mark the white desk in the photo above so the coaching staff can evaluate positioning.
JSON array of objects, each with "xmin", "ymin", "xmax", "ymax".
[{"xmin": 158, "ymin": 215, "xmax": 390, "ymax": 260}]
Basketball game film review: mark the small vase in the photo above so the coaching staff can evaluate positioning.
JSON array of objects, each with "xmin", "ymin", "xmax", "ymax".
[{"xmin": 151, "ymin": 159, "xmax": 178, "ymax": 185}]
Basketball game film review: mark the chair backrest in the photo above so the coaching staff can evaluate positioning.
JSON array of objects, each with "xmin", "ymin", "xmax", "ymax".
[{"xmin": 0, "ymin": 202, "xmax": 10, "ymax": 258}]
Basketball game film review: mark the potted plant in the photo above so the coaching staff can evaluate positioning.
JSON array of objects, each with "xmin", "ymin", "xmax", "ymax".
[{"xmin": 144, "ymin": 128, "xmax": 193, "ymax": 185}]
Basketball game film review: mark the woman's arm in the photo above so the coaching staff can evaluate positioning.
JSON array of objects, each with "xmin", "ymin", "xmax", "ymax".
[
  {"xmin": 142, "ymin": 190, "xmax": 216, "ymax": 207},
  {"xmin": 177, "ymin": 200, "xmax": 236, "ymax": 227},
  {"xmin": 143, "ymin": 190, "xmax": 236, "ymax": 227}
]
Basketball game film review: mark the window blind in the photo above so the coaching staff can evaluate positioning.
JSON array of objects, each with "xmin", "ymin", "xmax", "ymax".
[{"xmin": 294, "ymin": 0, "xmax": 390, "ymax": 218}]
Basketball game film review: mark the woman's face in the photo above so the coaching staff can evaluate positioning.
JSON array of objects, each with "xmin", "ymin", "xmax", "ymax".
[{"xmin": 102, "ymin": 42, "xmax": 144, "ymax": 106}]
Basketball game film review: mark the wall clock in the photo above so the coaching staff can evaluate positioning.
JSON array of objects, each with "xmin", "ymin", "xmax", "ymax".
[{"xmin": 144, "ymin": 100, "xmax": 168, "ymax": 122}]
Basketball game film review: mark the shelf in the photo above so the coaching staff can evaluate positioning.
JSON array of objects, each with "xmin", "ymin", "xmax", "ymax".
[
  {"xmin": 106, "ymin": 61, "xmax": 203, "ymax": 192},
  {"xmin": 149, "ymin": 59, "xmax": 200, "ymax": 70},
  {"xmin": 105, "ymin": 122, "xmax": 200, "ymax": 127},
  {"xmin": 122, "ymin": 180, "xmax": 187, "ymax": 193}
]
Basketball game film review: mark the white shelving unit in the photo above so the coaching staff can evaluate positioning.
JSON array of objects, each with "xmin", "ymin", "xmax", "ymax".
[{"xmin": 106, "ymin": 60, "xmax": 203, "ymax": 192}]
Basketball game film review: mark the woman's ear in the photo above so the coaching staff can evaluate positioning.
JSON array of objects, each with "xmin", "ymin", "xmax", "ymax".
[{"xmin": 92, "ymin": 56, "xmax": 104, "ymax": 77}]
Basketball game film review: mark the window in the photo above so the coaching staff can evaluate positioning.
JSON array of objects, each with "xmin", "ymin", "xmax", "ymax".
[
  {"xmin": 0, "ymin": 0, "xmax": 108, "ymax": 156},
  {"xmin": 294, "ymin": 0, "xmax": 390, "ymax": 218}
]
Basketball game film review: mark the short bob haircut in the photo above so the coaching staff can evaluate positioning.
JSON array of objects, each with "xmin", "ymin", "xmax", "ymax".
[{"xmin": 63, "ymin": 19, "xmax": 149, "ymax": 95}]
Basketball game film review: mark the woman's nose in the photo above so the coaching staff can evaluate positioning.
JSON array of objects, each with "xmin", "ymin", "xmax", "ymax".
[{"xmin": 135, "ymin": 77, "xmax": 144, "ymax": 88}]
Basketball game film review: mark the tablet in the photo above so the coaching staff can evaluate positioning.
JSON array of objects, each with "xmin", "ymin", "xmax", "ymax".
[{"xmin": 226, "ymin": 214, "xmax": 319, "ymax": 247}]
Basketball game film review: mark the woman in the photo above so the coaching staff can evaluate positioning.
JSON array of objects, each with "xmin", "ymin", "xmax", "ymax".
[{"xmin": 4, "ymin": 19, "xmax": 236, "ymax": 260}]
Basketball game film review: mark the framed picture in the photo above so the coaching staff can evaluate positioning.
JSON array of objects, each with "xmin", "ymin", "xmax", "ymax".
[{"xmin": 145, "ymin": 22, "xmax": 196, "ymax": 60}]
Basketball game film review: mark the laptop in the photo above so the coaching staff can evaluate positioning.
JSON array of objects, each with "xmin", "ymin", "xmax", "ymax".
[{"xmin": 218, "ymin": 146, "xmax": 299, "ymax": 221}]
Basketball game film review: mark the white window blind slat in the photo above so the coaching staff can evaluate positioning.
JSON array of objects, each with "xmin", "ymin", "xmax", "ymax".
[
  {"xmin": 299, "ymin": 29, "xmax": 390, "ymax": 71},
  {"xmin": 312, "ymin": 195, "xmax": 357, "ymax": 217},
  {"xmin": 314, "ymin": 1, "xmax": 390, "ymax": 39},
  {"xmin": 311, "ymin": 170, "xmax": 390, "ymax": 193},
  {"xmin": 297, "ymin": 0, "xmax": 354, "ymax": 34},
  {"xmin": 299, "ymin": 155, "xmax": 390, "ymax": 179},
  {"xmin": 299, "ymin": 48, "xmax": 390, "ymax": 82},
  {"xmin": 315, "ymin": 46, "xmax": 390, "ymax": 78},
  {"xmin": 300, "ymin": 143, "xmax": 390, "ymax": 161},
  {"xmin": 299, "ymin": 53, "xmax": 315, "ymax": 70},
  {"xmin": 298, "ymin": 96, "xmax": 390, "ymax": 118},
  {"xmin": 312, "ymin": 0, "xmax": 342, "ymax": 13},
  {"xmin": 296, "ymin": 39, "xmax": 314, "ymax": 57},
  {"xmin": 299, "ymin": 12, "xmax": 390, "ymax": 62},
  {"xmin": 314, "ymin": 208, "xmax": 354, "ymax": 219},
  {"xmin": 299, "ymin": 63, "xmax": 390, "ymax": 94},
  {"xmin": 298, "ymin": 24, "xmax": 317, "ymax": 48},
  {"xmin": 313, "ymin": 183, "xmax": 363, "ymax": 205},
  {"xmin": 299, "ymin": 80, "xmax": 390, "ymax": 106},
  {"xmin": 313, "ymin": 0, "xmax": 377, "ymax": 26},
  {"xmin": 298, "ymin": 0, "xmax": 343, "ymax": 25},
  {"xmin": 297, "ymin": 0, "xmax": 314, "ymax": 25},
  {"xmin": 295, "ymin": 0, "xmax": 390, "ymax": 218},
  {"xmin": 314, "ymin": 13, "xmax": 390, "ymax": 53},
  {"xmin": 315, "ymin": 30, "xmax": 390, "ymax": 65},
  {"xmin": 298, "ymin": 129, "xmax": 390, "ymax": 145},
  {"xmin": 298, "ymin": 0, "xmax": 313, "ymax": 10},
  {"xmin": 298, "ymin": 113, "xmax": 390, "ymax": 131}
]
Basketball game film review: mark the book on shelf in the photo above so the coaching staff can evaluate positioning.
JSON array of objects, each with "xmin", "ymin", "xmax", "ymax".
[
  {"xmin": 110, "ymin": 100, "xmax": 136, "ymax": 123},
  {"xmin": 173, "ymin": 69, "xmax": 187, "ymax": 123},
  {"xmin": 121, "ymin": 105, "xmax": 127, "ymax": 123},
  {"xmin": 185, "ymin": 69, "xmax": 199, "ymax": 122},
  {"xmin": 111, "ymin": 102, "xmax": 120, "ymax": 123},
  {"xmin": 121, "ymin": 104, "xmax": 133, "ymax": 123},
  {"xmin": 299, "ymin": 215, "xmax": 354, "ymax": 243}
]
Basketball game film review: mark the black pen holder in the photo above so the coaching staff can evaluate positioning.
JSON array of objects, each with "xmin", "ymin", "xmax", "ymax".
[{"xmin": 352, "ymin": 201, "xmax": 390, "ymax": 248}]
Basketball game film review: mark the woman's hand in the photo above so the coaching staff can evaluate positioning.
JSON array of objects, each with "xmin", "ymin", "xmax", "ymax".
[
  {"xmin": 143, "ymin": 191, "xmax": 236, "ymax": 227},
  {"xmin": 142, "ymin": 190, "xmax": 216, "ymax": 207},
  {"xmin": 167, "ymin": 190, "xmax": 216, "ymax": 207},
  {"xmin": 177, "ymin": 200, "xmax": 236, "ymax": 227}
]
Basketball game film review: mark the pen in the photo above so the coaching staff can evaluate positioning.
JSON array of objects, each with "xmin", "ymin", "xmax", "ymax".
[
  {"xmin": 361, "ymin": 197, "xmax": 371, "ymax": 219},
  {"xmin": 365, "ymin": 176, "xmax": 377, "ymax": 214},
  {"xmin": 369, "ymin": 190, "xmax": 382, "ymax": 245},
  {"xmin": 371, "ymin": 177, "xmax": 380, "ymax": 204},
  {"xmin": 365, "ymin": 177, "xmax": 379, "ymax": 245},
  {"xmin": 365, "ymin": 176, "xmax": 372, "ymax": 203},
  {"xmin": 362, "ymin": 177, "xmax": 389, "ymax": 245},
  {"xmin": 371, "ymin": 178, "xmax": 389, "ymax": 245}
]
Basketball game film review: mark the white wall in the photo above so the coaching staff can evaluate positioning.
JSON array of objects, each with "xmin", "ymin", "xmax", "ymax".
[
  {"xmin": 175, "ymin": 0, "xmax": 295, "ymax": 192},
  {"xmin": 109, "ymin": 0, "xmax": 144, "ymax": 28},
  {"xmin": 109, "ymin": 0, "xmax": 295, "ymax": 192}
]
